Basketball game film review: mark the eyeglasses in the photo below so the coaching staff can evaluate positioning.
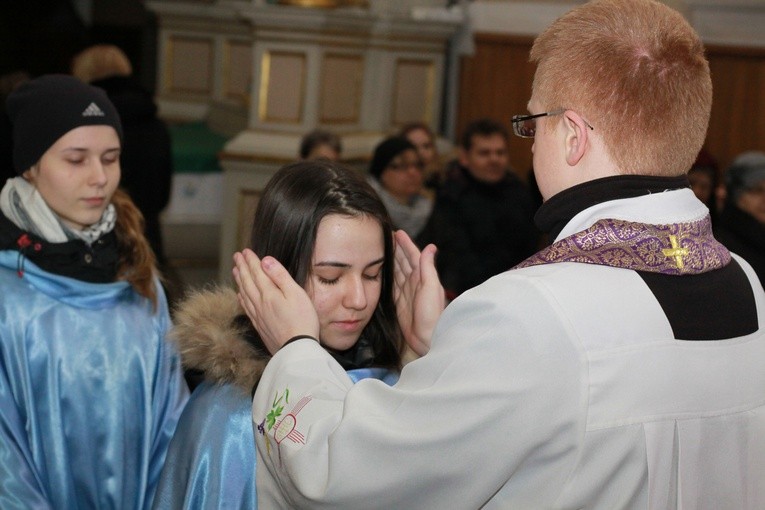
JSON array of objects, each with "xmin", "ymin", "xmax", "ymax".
[
  {"xmin": 387, "ymin": 160, "xmax": 424, "ymax": 172},
  {"xmin": 511, "ymin": 109, "xmax": 594, "ymax": 138}
]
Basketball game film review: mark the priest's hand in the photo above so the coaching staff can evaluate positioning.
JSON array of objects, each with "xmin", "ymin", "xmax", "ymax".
[
  {"xmin": 393, "ymin": 230, "xmax": 444, "ymax": 357},
  {"xmin": 233, "ymin": 249, "xmax": 320, "ymax": 355}
]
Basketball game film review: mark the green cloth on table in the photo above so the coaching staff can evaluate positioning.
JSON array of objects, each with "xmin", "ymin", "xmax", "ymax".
[{"xmin": 169, "ymin": 122, "xmax": 230, "ymax": 174}]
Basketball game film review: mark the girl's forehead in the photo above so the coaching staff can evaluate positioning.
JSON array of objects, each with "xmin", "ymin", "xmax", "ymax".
[{"xmin": 313, "ymin": 214, "xmax": 384, "ymax": 260}]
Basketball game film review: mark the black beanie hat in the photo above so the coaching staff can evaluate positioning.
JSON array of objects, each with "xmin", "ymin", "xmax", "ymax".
[
  {"xmin": 369, "ymin": 136, "xmax": 417, "ymax": 180},
  {"xmin": 6, "ymin": 74, "xmax": 123, "ymax": 174},
  {"xmin": 726, "ymin": 151, "xmax": 765, "ymax": 203}
]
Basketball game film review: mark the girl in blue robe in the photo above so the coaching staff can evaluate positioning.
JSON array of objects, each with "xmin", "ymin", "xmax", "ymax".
[
  {"xmin": 154, "ymin": 160, "xmax": 419, "ymax": 509},
  {"xmin": 0, "ymin": 75, "xmax": 189, "ymax": 509}
]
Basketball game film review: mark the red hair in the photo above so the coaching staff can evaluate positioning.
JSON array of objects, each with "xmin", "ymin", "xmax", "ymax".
[
  {"xmin": 530, "ymin": 0, "xmax": 712, "ymax": 176},
  {"xmin": 112, "ymin": 188, "xmax": 160, "ymax": 310}
]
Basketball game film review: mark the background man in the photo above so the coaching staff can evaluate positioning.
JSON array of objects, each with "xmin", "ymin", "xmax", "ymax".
[{"xmin": 421, "ymin": 118, "xmax": 539, "ymax": 298}]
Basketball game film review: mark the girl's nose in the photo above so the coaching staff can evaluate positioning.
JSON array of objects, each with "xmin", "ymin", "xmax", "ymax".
[{"xmin": 343, "ymin": 276, "xmax": 367, "ymax": 310}]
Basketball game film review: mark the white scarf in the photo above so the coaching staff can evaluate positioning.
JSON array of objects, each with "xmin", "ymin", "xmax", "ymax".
[
  {"xmin": 0, "ymin": 177, "xmax": 116, "ymax": 245},
  {"xmin": 367, "ymin": 177, "xmax": 433, "ymax": 239}
]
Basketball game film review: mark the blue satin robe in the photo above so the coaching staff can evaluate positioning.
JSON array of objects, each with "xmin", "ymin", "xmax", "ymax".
[
  {"xmin": 153, "ymin": 367, "xmax": 398, "ymax": 510},
  {"xmin": 0, "ymin": 252, "xmax": 189, "ymax": 509}
]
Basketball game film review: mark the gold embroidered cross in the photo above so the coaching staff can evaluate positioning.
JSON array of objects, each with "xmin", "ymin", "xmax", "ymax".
[{"xmin": 662, "ymin": 235, "xmax": 689, "ymax": 269}]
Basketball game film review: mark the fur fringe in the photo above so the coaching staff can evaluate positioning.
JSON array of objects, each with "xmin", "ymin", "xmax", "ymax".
[{"xmin": 169, "ymin": 286, "xmax": 267, "ymax": 394}]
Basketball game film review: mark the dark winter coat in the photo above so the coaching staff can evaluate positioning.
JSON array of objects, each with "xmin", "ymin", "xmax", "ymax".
[
  {"xmin": 715, "ymin": 204, "xmax": 765, "ymax": 286},
  {"xmin": 419, "ymin": 163, "xmax": 540, "ymax": 297},
  {"xmin": 91, "ymin": 75, "xmax": 173, "ymax": 264}
]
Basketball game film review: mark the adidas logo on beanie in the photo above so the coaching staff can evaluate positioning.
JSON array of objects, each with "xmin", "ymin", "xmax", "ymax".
[
  {"xmin": 5, "ymin": 74, "xmax": 123, "ymax": 174},
  {"xmin": 82, "ymin": 102, "xmax": 106, "ymax": 117}
]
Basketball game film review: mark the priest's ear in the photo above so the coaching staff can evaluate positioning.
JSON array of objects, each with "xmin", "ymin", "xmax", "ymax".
[{"xmin": 563, "ymin": 110, "xmax": 592, "ymax": 166}]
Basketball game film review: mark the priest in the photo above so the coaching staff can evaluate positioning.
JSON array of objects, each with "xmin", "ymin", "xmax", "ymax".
[{"xmin": 235, "ymin": 0, "xmax": 765, "ymax": 508}]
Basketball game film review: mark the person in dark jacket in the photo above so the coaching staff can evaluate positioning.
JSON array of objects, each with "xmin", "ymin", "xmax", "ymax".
[
  {"xmin": 366, "ymin": 136, "xmax": 433, "ymax": 246},
  {"xmin": 72, "ymin": 44, "xmax": 173, "ymax": 269},
  {"xmin": 715, "ymin": 151, "xmax": 765, "ymax": 284},
  {"xmin": 0, "ymin": 71, "xmax": 31, "ymax": 185},
  {"xmin": 688, "ymin": 148, "xmax": 720, "ymax": 224},
  {"xmin": 420, "ymin": 118, "xmax": 540, "ymax": 298}
]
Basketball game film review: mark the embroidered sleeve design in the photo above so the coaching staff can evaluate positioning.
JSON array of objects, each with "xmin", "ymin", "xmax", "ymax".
[
  {"xmin": 266, "ymin": 388, "xmax": 288, "ymax": 430},
  {"xmin": 257, "ymin": 387, "xmax": 313, "ymax": 461}
]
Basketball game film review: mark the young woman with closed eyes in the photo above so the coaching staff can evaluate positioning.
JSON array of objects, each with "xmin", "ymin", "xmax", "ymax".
[{"xmin": 154, "ymin": 159, "xmax": 441, "ymax": 509}]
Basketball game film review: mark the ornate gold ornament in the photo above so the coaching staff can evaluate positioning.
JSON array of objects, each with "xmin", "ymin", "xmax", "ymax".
[{"xmin": 277, "ymin": 0, "xmax": 368, "ymax": 7}]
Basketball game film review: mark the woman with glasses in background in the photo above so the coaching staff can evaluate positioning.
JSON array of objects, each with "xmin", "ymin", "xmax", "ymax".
[{"xmin": 366, "ymin": 136, "xmax": 434, "ymax": 247}]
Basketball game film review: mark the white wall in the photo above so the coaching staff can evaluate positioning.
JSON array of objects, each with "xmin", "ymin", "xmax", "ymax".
[{"xmin": 466, "ymin": 0, "xmax": 765, "ymax": 48}]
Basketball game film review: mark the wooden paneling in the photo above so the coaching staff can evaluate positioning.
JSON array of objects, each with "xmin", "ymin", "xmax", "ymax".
[
  {"xmin": 457, "ymin": 34, "xmax": 765, "ymax": 180},
  {"xmin": 705, "ymin": 45, "xmax": 765, "ymax": 172},
  {"xmin": 224, "ymin": 40, "xmax": 252, "ymax": 104},
  {"xmin": 457, "ymin": 34, "xmax": 537, "ymax": 179},
  {"xmin": 320, "ymin": 53, "xmax": 364, "ymax": 124},
  {"xmin": 392, "ymin": 59, "xmax": 435, "ymax": 126},
  {"xmin": 258, "ymin": 50, "xmax": 306, "ymax": 123},
  {"xmin": 166, "ymin": 35, "xmax": 213, "ymax": 95}
]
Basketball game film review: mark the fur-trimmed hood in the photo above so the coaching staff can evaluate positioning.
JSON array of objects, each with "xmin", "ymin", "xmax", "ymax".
[{"xmin": 169, "ymin": 286, "xmax": 267, "ymax": 394}]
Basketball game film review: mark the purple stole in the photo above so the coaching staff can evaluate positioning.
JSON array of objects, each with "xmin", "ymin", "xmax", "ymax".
[{"xmin": 515, "ymin": 216, "xmax": 730, "ymax": 275}]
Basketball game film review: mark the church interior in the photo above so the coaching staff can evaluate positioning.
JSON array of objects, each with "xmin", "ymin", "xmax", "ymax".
[{"xmin": 1, "ymin": 0, "xmax": 763, "ymax": 297}]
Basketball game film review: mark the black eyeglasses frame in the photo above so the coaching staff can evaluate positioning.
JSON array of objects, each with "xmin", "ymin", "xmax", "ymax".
[{"xmin": 511, "ymin": 109, "xmax": 594, "ymax": 138}]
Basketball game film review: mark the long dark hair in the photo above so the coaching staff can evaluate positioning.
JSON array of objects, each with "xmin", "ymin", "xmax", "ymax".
[{"xmin": 250, "ymin": 160, "xmax": 403, "ymax": 370}]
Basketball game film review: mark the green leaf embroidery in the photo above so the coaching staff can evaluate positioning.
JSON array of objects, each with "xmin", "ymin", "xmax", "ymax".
[{"xmin": 266, "ymin": 389, "xmax": 290, "ymax": 430}]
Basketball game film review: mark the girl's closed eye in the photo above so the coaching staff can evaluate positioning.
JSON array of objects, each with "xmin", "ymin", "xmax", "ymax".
[
  {"xmin": 315, "ymin": 269, "xmax": 343, "ymax": 285},
  {"xmin": 103, "ymin": 149, "xmax": 121, "ymax": 163},
  {"xmin": 363, "ymin": 271, "xmax": 381, "ymax": 281}
]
